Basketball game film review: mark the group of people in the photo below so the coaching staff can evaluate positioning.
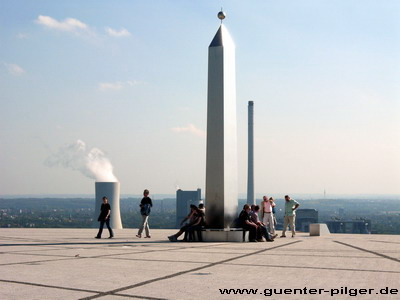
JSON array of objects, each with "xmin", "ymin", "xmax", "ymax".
[
  {"xmin": 238, "ymin": 202, "xmax": 276, "ymax": 242},
  {"xmin": 95, "ymin": 190, "xmax": 300, "ymax": 242},
  {"xmin": 238, "ymin": 195, "xmax": 299, "ymax": 242},
  {"xmin": 95, "ymin": 189, "xmax": 153, "ymax": 239}
]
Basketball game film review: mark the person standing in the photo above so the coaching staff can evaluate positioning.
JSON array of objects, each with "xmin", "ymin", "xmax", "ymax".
[
  {"xmin": 261, "ymin": 196, "xmax": 277, "ymax": 238},
  {"xmin": 95, "ymin": 196, "xmax": 114, "ymax": 239},
  {"xmin": 281, "ymin": 195, "xmax": 300, "ymax": 238},
  {"xmin": 136, "ymin": 189, "xmax": 153, "ymax": 238},
  {"xmin": 271, "ymin": 197, "xmax": 277, "ymax": 228}
]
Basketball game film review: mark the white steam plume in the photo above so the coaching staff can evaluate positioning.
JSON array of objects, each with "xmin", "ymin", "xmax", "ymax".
[{"xmin": 45, "ymin": 140, "xmax": 118, "ymax": 182}]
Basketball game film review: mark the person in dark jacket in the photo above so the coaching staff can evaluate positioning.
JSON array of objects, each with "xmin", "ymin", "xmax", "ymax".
[
  {"xmin": 95, "ymin": 196, "xmax": 114, "ymax": 239},
  {"xmin": 239, "ymin": 204, "xmax": 258, "ymax": 242},
  {"xmin": 136, "ymin": 189, "xmax": 153, "ymax": 238}
]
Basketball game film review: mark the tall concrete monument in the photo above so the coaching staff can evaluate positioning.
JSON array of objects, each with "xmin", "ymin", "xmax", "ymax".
[
  {"xmin": 205, "ymin": 11, "xmax": 238, "ymax": 229},
  {"xmin": 247, "ymin": 101, "xmax": 255, "ymax": 205}
]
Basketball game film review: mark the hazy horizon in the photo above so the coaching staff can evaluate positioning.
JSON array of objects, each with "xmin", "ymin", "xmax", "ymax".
[{"xmin": 1, "ymin": 193, "xmax": 399, "ymax": 201}]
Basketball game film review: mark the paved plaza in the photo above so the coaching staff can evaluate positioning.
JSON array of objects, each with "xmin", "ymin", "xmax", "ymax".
[{"xmin": 0, "ymin": 229, "xmax": 399, "ymax": 299}]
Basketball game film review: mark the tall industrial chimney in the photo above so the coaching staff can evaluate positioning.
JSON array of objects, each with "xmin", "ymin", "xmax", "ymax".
[
  {"xmin": 94, "ymin": 182, "xmax": 123, "ymax": 229},
  {"xmin": 247, "ymin": 101, "xmax": 255, "ymax": 205}
]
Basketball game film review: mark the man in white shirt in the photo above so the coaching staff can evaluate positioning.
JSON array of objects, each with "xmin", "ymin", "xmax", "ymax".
[{"xmin": 261, "ymin": 196, "xmax": 277, "ymax": 238}]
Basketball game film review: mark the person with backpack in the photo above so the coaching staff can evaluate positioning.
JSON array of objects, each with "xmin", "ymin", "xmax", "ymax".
[{"xmin": 136, "ymin": 189, "xmax": 153, "ymax": 238}]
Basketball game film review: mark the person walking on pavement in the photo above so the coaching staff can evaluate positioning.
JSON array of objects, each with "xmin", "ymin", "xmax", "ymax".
[
  {"xmin": 95, "ymin": 196, "xmax": 114, "ymax": 239},
  {"xmin": 136, "ymin": 189, "xmax": 153, "ymax": 238}
]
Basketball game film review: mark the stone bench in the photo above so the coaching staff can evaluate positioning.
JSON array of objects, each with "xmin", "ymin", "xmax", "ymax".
[
  {"xmin": 309, "ymin": 223, "xmax": 330, "ymax": 236},
  {"xmin": 192, "ymin": 228, "xmax": 249, "ymax": 242}
]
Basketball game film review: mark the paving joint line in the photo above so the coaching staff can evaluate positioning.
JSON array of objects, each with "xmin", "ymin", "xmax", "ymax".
[
  {"xmin": 0, "ymin": 242, "xmax": 227, "ymax": 266},
  {"xmin": 225, "ymin": 262, "xmax": 400, "ymax": 274},
  {"xmin": 0, "ymin": 279, "xmax": 168, "ymax": 299},
  {"xmin": 79, "ymin": 240, "xmax": 301, "ymax": 300},
  {"xmin": 334, "ymin": 241, "xmax": 400, "ymax": 263},
  {"xmin": 0, "ymin": 279, "xmax": 100, "ymax": 295}
]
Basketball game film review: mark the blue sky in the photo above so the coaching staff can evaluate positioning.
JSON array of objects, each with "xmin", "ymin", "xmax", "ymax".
[{"xmin": 1, "ymin": 1, "xmax": 399, "ymax": 197}]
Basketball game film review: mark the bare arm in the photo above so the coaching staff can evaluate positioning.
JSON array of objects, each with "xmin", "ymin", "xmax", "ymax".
[{"xmin": 245, "ymin": 220, "xmax": 258, "ymax": 228}]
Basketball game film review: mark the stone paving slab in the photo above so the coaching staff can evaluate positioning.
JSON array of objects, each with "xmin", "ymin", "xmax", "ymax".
[
  {"xmin": 2, "ymin": 281, "xmax": 93, "ymax": 300},
  {"xmin": 0, "ymin": 229, "xmax": 399, "ymax": 299}
]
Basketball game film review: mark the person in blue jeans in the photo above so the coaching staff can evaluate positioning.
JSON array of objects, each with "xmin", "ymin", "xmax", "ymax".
[
  {"xmin": 95, "ymin": 196, "xmax": 114, "ymax": 239},
  {"xmin": 168, "ymin": 205, "xmax": 198, "ymax": 242}
]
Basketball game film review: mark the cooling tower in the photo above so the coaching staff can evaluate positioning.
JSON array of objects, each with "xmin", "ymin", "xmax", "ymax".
[{"xmin": 94, "ymin": 182, "xmax": 123, "ymax": 229}]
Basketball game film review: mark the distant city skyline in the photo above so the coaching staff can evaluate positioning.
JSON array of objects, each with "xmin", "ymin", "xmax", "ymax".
[{"xmin": 1, "ymin": 1, "xmax": 399, "ymax": 196}]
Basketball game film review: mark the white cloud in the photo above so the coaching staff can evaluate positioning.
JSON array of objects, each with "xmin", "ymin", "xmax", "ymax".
[
  {"xmin": 35, "ymin": 15, "xmax": 89, "ymax": 32},
  {"xmin": 127, "ymin": 80, "xmax": 145, "ymax": 86},
  {"xmin": 171, "ymin": 124, "xmax": 206, "ymax": 138},
  {"xmin": 105, "ymin": 27, "xmax": 131, "ymax": 37},
  {"xmin": 16, "ymin": 33, "xmax": 29, "ymax": 39},
  {"xmin": 98, "ymin": 82, "xmax": 124, "ymax": 91},
  {"xmin": 4, "ymin": 63, "xmax": 25, "ymax": 76},
  {"xmin": 35, "ymin": 15, "xmax": 132, "ymax": 42},
  {"xmin": 98, "ymin": 80, "xmax": 145, "ymax": 91}
]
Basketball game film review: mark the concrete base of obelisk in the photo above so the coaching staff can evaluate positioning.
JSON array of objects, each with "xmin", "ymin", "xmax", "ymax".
[{"xmin": 201, "ymin": 228, "xmax": 249, "ymax": 242}]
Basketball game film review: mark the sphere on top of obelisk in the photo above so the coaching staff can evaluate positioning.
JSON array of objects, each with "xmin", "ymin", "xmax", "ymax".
[{"xmin": 217, "ymin": 10, "xmax": 226, "ymax": 22}]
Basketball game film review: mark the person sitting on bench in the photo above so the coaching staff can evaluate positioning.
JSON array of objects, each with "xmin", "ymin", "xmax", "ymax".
[
  {"xmin": 168, "ymin": 205, "xmax": 198, "ymax": 242},
  {"xmin": 184, "ymin": 207, "xmax": 205, "ymax": 242},
  {"xmin": 238, "ymin": 204, "xmax": 258, "ymax": 242},
  {"xmin": 250, "ymin": 205, "xmax": 274, "ymax": 242}
]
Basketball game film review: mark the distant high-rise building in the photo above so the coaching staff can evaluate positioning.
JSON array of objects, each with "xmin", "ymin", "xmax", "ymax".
[
  {"xmin": 176, "ymin": 189, "xmax": 201, "ymax": 228},
  {"xmin": 338, "ymin": 208, "xmax": 345, "ymax": 218},
  {"xmin": 326, "ymin": 220, "xmax": 371, "ymax": 234},
  {"xmin": 295, "ymin": 209, "xmax": 318, "ymax": 232}
]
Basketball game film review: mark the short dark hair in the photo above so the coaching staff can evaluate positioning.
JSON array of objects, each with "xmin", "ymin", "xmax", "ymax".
[
  {"xmin": 102, "ymin": 196, "xmax": 108, "ymax": 201},
  {"xmin": 190, "ymin": 204, "xmax": 197, "ymax": 209},
  {"xmin": 198, "ymin": 203, "xmax": 204, "ymax": 208},
  {"xmin": 254, "ymin": 205, "xmax": 260, "ymax": 212},
  {"xmin": 243, "ymin": 204, "xmax": 250, "ymax": 210},
  {"xmin": 144, "ymin": 189, "xmax": 149, "ymax": 195}
]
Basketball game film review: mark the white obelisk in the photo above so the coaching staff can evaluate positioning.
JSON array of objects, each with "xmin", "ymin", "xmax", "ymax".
[{"xmin": 205, "ymin": 11, "xmax": 238, "ymax": 229}]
